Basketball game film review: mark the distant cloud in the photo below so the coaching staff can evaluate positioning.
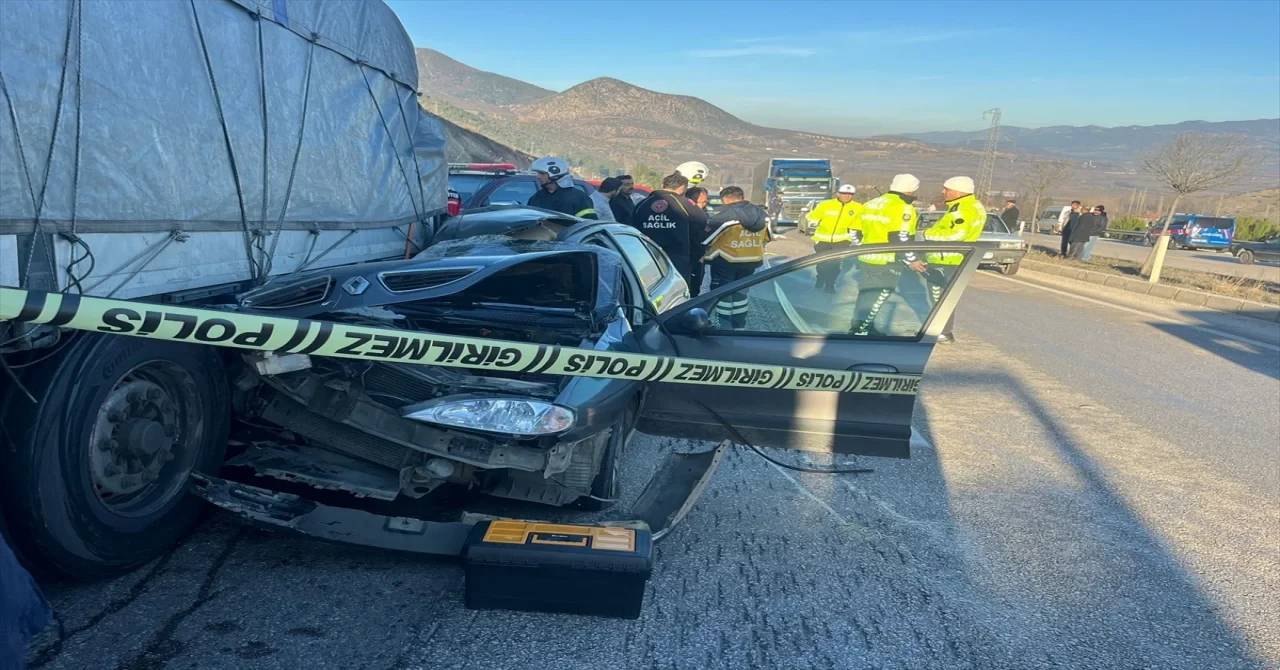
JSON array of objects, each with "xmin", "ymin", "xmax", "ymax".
[
  {"xmin": 687, "ymin": 45, "xmax": 816, "ymax": 58},
  {"xmin": 838, "ymin": 29, "xmax": 988, "ymax": 45},
  {"xmin": 730, "ymin": 37, "xmax": 782, "ymax": 45}
]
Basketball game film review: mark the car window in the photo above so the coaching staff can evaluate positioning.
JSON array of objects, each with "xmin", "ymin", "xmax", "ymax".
[
  {"xmin": 448, "ymin": 174, "xmax": 493, "ymax": 206},
  {"xmin": 706, "ymin": 248, "xmax": 973, "ymax": 339},
  {"xmin": 486, "ymin": 179, "xmax": 538, "ymax": 206},
  {"xmin": 984, "ymin": 215, "xmax": 1010, "ymax": 234},
  {"xmin": 612, "ymin": 233, "xmax": 664, "ymax": 292}
]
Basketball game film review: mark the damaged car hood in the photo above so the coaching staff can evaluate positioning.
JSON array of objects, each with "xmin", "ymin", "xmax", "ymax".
[{"xmin": 238, "ymin": 237, "xmax": 626, "ymax": 324}]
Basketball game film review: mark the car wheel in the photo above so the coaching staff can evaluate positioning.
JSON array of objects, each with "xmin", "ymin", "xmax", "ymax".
[
  {"xmin": 574, "ymin": 406, "xmax": 634, "ymax": 511},
  {"xmin": 0, "ymin": 334, "xmax": 231, "ymax": 580},
  {"xmin": 1239, "ymin": 250, "xmax": 1255, "ymax": 265},
  {"xmin": 1000, "ymin": 260, "xmax": 1021, "ymax": 276}
]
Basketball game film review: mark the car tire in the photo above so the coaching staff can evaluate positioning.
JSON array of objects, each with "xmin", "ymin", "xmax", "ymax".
[
  {"xmin": 574, "ymin": 406, "xmax": 634, "ymax": 512},
  {"xmin": 1000, "ymin": 260, "xmax": 1021, "ymax": 276},
  {"xmin": 1239, "ymin": 250, "xmax": 1255, "ymax": 265},
  {"xmin": 0, "ymin": 334, "xmax": 231, "ymax": 580}
]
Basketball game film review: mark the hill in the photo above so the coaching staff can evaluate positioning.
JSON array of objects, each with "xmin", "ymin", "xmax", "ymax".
[
  {"xmin": 430, "ymin": 111, "xmax": 532, "ymax": 167},
  {"xmin": 1221, "ymin": 187, "xmax": 1280, "ymax": 219},
  {"xmin": 899, "ymin": 119, "xmax": 1280, "ymax": 167},
  {"xmin": 415, "ymin": 48, "xmax": 553, "ymax": 107}
]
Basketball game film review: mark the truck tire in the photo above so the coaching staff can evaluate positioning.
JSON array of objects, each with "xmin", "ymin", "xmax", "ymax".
[{"xmin": 0, "ymin": 333, "xmax": 230, "ymax": 580}]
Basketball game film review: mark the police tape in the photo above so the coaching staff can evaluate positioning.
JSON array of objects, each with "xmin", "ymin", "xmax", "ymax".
[{"xmin": 0, "ymin": 287, "xmax": 920, "ymax": 396}]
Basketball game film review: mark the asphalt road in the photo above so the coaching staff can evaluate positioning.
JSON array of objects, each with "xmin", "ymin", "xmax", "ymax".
[
  {"xmin": 1024, "ymin": 231, "xmax": 1280, "ymax": 282},
  {"xmin": 27, "ymin": 239, "xmax": 1280, "ymax": 670}
]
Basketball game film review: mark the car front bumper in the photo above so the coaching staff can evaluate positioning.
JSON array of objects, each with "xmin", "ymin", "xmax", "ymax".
[{"xmin": 979, "ymin": 248, "xmax": 1027, "ymax": 265}]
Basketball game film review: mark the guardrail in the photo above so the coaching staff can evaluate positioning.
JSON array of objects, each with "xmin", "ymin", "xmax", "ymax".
[{"xmin": 1102, "ymin": 228, "xmax": 1147, "ymax": 241}]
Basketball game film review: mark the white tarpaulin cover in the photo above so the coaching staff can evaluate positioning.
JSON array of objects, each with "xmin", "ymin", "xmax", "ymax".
[{"xmin": 0, "ymin": 0, "xmax": 447, "ymax": 290}]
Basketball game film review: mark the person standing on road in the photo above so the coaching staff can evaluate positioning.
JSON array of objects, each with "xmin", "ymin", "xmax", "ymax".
[
  {"xmin": 610, "ymin": 175, "xmax": 637, "ymax": 224},
  {"xmin": 1060, "ymin": 200, "xmax": 1082, "ymax": 256},
  {"xmin": 686, "ymin": 186, "xmax": 710, "ymax": 295},
  {"xmin": 701, "ymin": 186, "xmax": 770, "ymax": 328},
  {"xmin": 1001, "ymin": 199, "xmax": 1020, "ymax": 230},
  {"xmin": 527, "ymin": 157, "xmax": 598, "ymax": 219},
  {"xmin": 807, "ymin": 184, "xmax": 864, "ymax": 293},
  {"xmin": 590, "ymin": 177, "xmax": 621, "ymax": 222},
  {"xmin": 849, "ymin": 174, "xmax": 920, "ymax": 335},
  {"xmin": 1081, "ymin": 205, "xmax": 1107, "ymax": 262},
  {"xmin": 1068, "ymin": 207, "xmax": 1096, "ymax": 259},
  {"xmin": 630, "ymin": 172, "xmax": 709, "ymax": 294},
  {"xmin": 919, "ymin": 176, "xmax": 987, "ymax": 343}
]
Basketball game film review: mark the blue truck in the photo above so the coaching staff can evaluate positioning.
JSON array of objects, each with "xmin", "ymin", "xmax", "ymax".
[
  {"xmin": 753, "ymin": 158, "xmax": 837, "ymax": 229},
  {"xmin": 1144, "ymin": 215, "xmax": 1237, "ymax": 251}
]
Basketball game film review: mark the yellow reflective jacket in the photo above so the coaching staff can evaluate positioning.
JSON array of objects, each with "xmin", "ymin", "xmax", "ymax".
[
  {"xmin": 924, "ymin": 194, "xmax": 986, "ymax": 264},
  {"xmin": 851, "ymin": 193, "xmax": 918, "ymax": 265},
  {"xmin": 806, "ymin": 198, "xmax": 863, "ymax": 243}
]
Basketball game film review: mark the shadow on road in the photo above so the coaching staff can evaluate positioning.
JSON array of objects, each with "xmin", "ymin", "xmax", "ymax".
[
  {"xmin": 1147, "ymin": 322, "xmax": 1280, "ymax": 381},
  {"xmin": 913, "ymin": 367, "xmax": 1266, "ymax": 669}
]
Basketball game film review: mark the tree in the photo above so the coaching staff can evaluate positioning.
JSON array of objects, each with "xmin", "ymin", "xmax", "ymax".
[
  {"xmin": 629, "ymin": 164, "xmax": 665, "ymax": 189},
  {"xmin": 1139, "ymin": 133, "xmax": 1257, "ymax": 282},
  {"xmin": 1017, "ymin": 160, "xmax": 1075, "ymax": 234}
]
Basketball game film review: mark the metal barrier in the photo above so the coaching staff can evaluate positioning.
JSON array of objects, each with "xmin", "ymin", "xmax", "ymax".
[{"xmin": 1102, "ymin": 228, "xmax": 1147, "ymax": 241}]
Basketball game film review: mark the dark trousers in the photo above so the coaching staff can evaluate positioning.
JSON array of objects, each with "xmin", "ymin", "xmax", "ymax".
[
  {"xmin": 1060, "ymin": 224, "xmax": 1073, "ymax": 256},
  {"xmin": 814, "ymin": 241, "xmax": 845, "ymax": 290},
  {"xmin": 851, "ymin": 263, "xmax": 902, "ymax": 336},
  {"xmin": 926, "ymin": 281, "xmax": 956, "ymax": 337},
  {"xmin": 710, "ymin": 260, "xmax": 757, "ymax": 329}
]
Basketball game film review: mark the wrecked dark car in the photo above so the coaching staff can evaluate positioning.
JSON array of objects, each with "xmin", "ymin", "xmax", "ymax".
[{"xmin": 228, "ymin": 212, "xmax": 692, "ymax": 511}]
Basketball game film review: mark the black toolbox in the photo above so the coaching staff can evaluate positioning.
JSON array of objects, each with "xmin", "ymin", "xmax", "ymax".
[{"xmin": 461, "ymin": 520, "xmax": 653, "ymax": 619}]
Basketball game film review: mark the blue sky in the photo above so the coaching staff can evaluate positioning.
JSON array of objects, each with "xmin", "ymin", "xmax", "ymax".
[{"xmin": 387, "ymin": 0, "xmax": 1280, "ymax": 136}]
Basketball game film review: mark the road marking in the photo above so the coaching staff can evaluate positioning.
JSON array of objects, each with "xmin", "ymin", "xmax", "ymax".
[{"xmin": 986, "ymin": 273, "xmax": 1280, "ymax": 353}]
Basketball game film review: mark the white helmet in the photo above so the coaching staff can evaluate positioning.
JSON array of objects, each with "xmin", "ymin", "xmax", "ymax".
[
  {"xmin": 531, "ymin": 157, "xmax": 572, "ymax": 187},
  {"xmin": 837, "ymin": 184, "xmax": 857, "ymax": 195},
  {"xmin": 674, "ymin": 161, "xmax": 709, "ymax": 185}
]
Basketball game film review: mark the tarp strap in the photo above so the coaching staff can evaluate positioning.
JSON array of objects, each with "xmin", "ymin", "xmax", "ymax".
[
  {"xmin": 83, "ymin": 230, "xmax": 190, "ymax": 297},
  {"xmin": 359, "ymin": 64, "xmax": 423, "ymax": 229},
  {"xmin": 255, "ymin": 12, "xmax": 271, "ymax": 282},
  {"xmin": 189, "ymin": 0, "xmax": 262, "ymax": 284},
  {"xmin": 265, "ymin": 36, "xmax": 317, "ymax": 279}
]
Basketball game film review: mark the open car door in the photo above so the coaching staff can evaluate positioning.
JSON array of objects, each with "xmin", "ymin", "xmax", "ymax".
[{"xmin": 633, "ymin": 242, "xmax": 988, "ymax": 459}]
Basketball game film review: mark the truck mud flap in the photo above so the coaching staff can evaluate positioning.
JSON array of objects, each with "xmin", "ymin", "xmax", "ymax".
[
  {"xmin": 627, "ymin": 440, "xmax": 729, "ymax": 541},
  {"xmin": 189, "ymin": 474, "xmax": 473, "ymax": 558}
]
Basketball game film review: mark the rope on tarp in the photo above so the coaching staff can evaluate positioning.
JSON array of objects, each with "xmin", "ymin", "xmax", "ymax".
[
  {"xmin": 189, "ymin": 0, "xmax": 263, "ymax": 284},
  {"xmin": 63, "ymin": 0, "xmax": 95, "ymax": 295},
  {"xmin": 396, "ymin": 87, "xmax": 428, "ymax": 256},
  {"xmin": 83, "ymin": 230, "xmax": 190, "ymax": 297},
  {"xmin": 263, "ymin": 35, "xmax": 317, "ymax": 281},
  {"xmin": 359, "ymin": 63, "xmax": 423, "ymax": 232},
  {"xmin": 253, "ymin": 11, "xmax": 271, "ymax": 282}
]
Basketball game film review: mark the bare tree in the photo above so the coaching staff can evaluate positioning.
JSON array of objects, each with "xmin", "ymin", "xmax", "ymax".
[
  {"xmin": 1017, "ymin": 160, "xmax": 1075, "ymax": 234},
  {"xmin": 1139, "ymin": 133, "xmax": 1257, "ymax": 281}
]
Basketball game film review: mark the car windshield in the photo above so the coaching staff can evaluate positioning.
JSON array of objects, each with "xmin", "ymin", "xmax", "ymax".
[
  {"xmin": 448, "ymin": 174, "xmax": 493, "ymax": 206},
  {"xmin": 984, "ymin": 216, "xmax": 1011, "ymax": 234}
]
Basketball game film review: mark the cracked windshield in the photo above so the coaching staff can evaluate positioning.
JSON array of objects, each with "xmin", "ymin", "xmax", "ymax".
[{"xmin": 1, "ymin": 1, "xmax": 1277, "ymax": 669}]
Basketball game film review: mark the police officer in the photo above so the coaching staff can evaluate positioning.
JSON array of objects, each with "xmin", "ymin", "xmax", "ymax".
[
  {"xmin": 849, "ymin": 174, "xmax": 921, "ymax": 337},
  {"xmin": 527, "ymin": 157, "xmax": 598, "ymax": 219},
  {"xmin": 630, "ymin": 172, "xmax": 709, "ymax": 290},
  {"xmin": 700, "ymin": 186, "xmax": 770, "ymax": 328},
  {"xmin": 920, "ymin": 176, "xmax": 986, "ymax": 343},
  {"xmin": 806, "ymin": 183, "xmax": 863, "ymax": 293}
]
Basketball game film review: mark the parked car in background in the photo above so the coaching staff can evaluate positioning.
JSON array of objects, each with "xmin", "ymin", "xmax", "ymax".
[
  {"xmin": 918, "ymin": 211, "xmax": 1026, "ymax": 275},
  {"xmin": 1037, "ymin": 205, "xmax": 1069, "ymax": 234},
  {"xmin": 447, "ymin": 163, "xmax": 598, "ymax": 213},
  {"xmin": 1229, "ymin": 235, "xmax": 1280, "ymax": 265},
  {"xmin": 1144, "ymin": 215, "xmax": 1235, "ymax": 251}
]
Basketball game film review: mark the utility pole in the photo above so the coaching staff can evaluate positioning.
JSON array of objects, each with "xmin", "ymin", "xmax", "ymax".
[{"xmin": 977, "ymin": 108, "xmax": 1002, "ymax": 207}]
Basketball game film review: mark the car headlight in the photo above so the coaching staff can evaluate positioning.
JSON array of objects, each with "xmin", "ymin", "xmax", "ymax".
[
  {"xmin": 1000, "ymin": 241, "xmax": 1023, "ymax": 249},
  {"xmin": 401, "ymin": 396, "xmax": 575, "ymax": 436}
]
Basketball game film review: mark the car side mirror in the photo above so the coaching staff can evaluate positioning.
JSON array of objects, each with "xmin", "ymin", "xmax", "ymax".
[{"xmin": 667, "ymin": 307, "xmax": 714, "ymax": 337}]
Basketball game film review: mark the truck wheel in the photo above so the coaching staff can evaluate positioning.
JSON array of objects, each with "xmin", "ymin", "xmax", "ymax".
[
  {"xmin": 1000, "ymin": 260, "xmax": 1021, "ymax": 276},
  {"xmin": 1239, "ymin": 250, "xmax": 1255, "ymax": 265},
  {"xmin": 0, "ymin": 334, "xmax": 230, "ymax": 580}
]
